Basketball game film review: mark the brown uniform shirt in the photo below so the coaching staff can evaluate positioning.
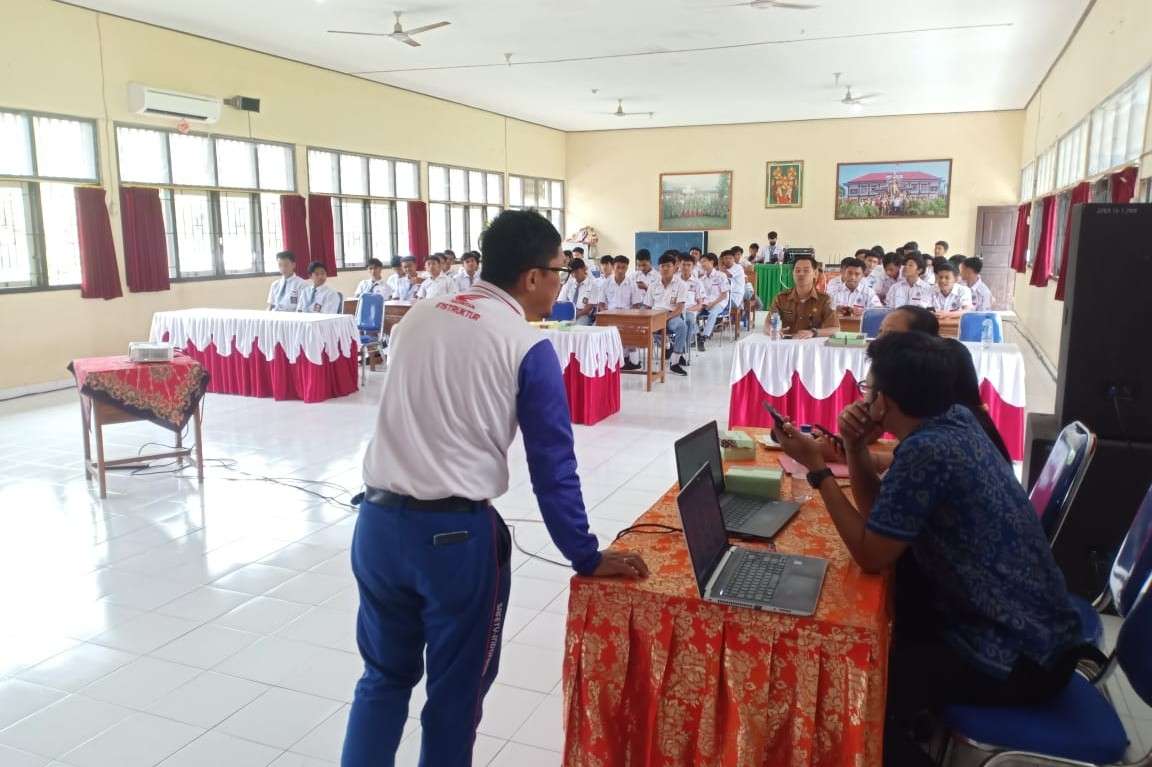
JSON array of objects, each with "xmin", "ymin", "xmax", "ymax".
[{"xmin": 770, "ymin": 287, "xmax": 838, "ymax": 335}]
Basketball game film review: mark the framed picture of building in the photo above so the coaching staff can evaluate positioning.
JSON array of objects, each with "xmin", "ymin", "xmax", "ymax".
[
  {"xmin": 659, "ymin": 171, "xmax": 733, "ymax": 230},
  {"xmin": 766, "ymin": 161, "xmax": 803, "ymax": 208},
  {"xmin": 835, "ymin": 159, "xmax": 952, "ymax": 219}
]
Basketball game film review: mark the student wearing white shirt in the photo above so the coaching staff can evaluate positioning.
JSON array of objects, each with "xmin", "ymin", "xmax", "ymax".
[
  {"xmin": 354, "ymin": 258, "xmax": 393, "ymax": 299},
  {"xmin": 267, "ymin": 251, "xmax": 308, "ymax": 312},
  {"xmin": 442, "ymin": 249, "xmax": 459, "ymax": 276},
  {"xmin": 760, "ymin": 231, "xmax": 785, "ymax": 263},
  {"xmin": 674, "ymin": 253, "xmax": 705, "ymax": 356},
  {"xmin": 720, "ymin": 250, "xmax": 750, "ymax": 329},
  {"xmin": 454, "ymin": 251, "xmax": 481, "ymax": 292},
  {"xmin": 298, "ymin": 261, "xmax": 343, "ymax": 314},
  {"xmin": 695, "ymin": 252, "xmax": 730, "ymax": 351},
  {"xmin": 863, "ymin": 251, "xmax": 884, "ymax": 290},
  {"xmin": 649, "ymin": 253, "xmax": 690, "ymax": 375},
  {"xmin": 416, "ymin": 253, "xmax": 456, "ymax": 301},
  {"xmin": 688, "ymin": 246, "xmax": 704, "ymax": 277},
  {"xmin": 961, "ymin": 256, "xmax": 995, "ymax": 312},
  {"xmin": 387, "ymin": 257, "xmax": 423, "ymax": 301},
  {"xmin": 595, "ymin": 255, "xmax": 615, "ymax": 283},
  {"xmin": 632, "ymin": 250, "xmax": 660, "ymax": 306},
  {"xmin": 747, "ymin": 242, "xmax": 761, "ymax": 264},
  {"xmin": 558, "ymin": 258, "xmax": 598, "ymax": 325},
  {"xmin": 930, "ymin": 263, "xmax": 975, "ymax": 317},
  {"xmin": 886, "ymin": 252, "xmax": 934, "ymax": 309},
  {"xmin": 595, "ymin": 256, "xmax": 642, "ymax": 369},
  {"xmin": 828, "ymin": 256, "xmax": 882, "ymax": 317},
  {"xmin": 874, "ymin": 252, "xmax": 901, "ymax": 303}
]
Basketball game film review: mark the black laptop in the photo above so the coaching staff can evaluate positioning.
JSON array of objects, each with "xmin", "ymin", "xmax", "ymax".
[
  {"xmin": 674, "ymin": 421, "xmax": 802, "ymax": 540},
  {"xmin": 677, "ymin": 465, "xmax": 828, "ymax": 615}
]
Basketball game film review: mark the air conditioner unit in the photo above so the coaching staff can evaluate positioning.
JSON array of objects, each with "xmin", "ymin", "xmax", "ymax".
[{"xmin": 127, "ymin": 83, "xmax": 221, "ymax": 124}]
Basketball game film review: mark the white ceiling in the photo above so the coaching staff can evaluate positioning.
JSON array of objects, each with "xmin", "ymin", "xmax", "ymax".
[{"xmin": 66, "ymin": 0, "xmax": 1089, "ymax": 131}]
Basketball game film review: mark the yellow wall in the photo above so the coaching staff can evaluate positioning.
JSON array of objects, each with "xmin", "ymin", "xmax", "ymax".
[
  {"xmin": 566, "ymin": 111, "xmax": 1024, "ymax": 258},
  {"xmin": 0, "ymin": 0, "xmax": 565, "ymax": 391},
  {"xmin": 1014, "ymin": 0, "xmax": 1152, "ymax": 365}
]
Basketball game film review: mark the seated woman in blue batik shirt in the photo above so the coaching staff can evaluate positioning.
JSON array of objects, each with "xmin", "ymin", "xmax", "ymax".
[{"xmin": 774, "ymin": 331, "xmax": 1085, "ymax": 767}]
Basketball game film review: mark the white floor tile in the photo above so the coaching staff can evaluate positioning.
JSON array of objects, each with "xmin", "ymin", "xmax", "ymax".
[
  {"xmin": 0, "ymin": 680, "xmax": 68, "ymax": 731},
  {"xmin": 214, "ymin": 596, "xmax": 311, "ymax": 634},
  {"xmin": 151, "ymin": 623, "xmax": 262, "ymax": 669},
  {"xmin": 217, "ymin": 688, "xmax": 342, "ymax": 750},
  {"xmin": 157, "ymin": 730, "xmax": 282, "ymax": 767},
  {"xmin": 58, "ymin": 711, "xmax": 202, "ymax": 767},
  {"xmin": 155, "ymin": 586, "xmax": 252, "ymax": 622},
  {"xmin": 494, "ymin": 643, "xmax": 563, "ymax": 694},
  {"xmin": 489, "ymin": 741, "xmax": 562, "ymax": 767},
  {"xmin": 510, "ymin": 695, "xmax": 564, "ymax": 751},
  {"xmin": 17, "ymin": 643, "xmax": 136, "ymax": 693},
  {"xmin": 211, "ymin": 563, "xmax": 300, "ymax": 595},
  {"xmin": 507, "ymin": 577, "xmax": 567, "ymax": 611},
  {"xmin": 277, "ymin": 607, "xmax": 358, "ymax": 653},
  {"xmin": 80, "ymin": 656, "xmax": 200, "ymax": 709},
  {"xmin": 511, "ymin": 612, "xmax": 568, "ymax": 650},
  {"xmin": 265, "ymin": 572, "xmax": 349, "ymax": 605},
  {"xmin": 0, "ymin": 743, "xmax": 49, "ymax": 767},
  {"xmin": 262, "ymin": 543, "xmax": 345, "ymax": 572},
  {"xmin": 289, "ymin": 705, "xmax": 349, "ymax": 761},
  {"xmin": 476, "ymin": 683, "xmax": 546, "ymax": 739},
  {"xmin": 269, "ymin": 753, "xmax": 337, "ymax": 767},
  {"xmin": 88, "ymin": 612, "xmax": 201, "ymax": 654},
  {"xmin": 277, "ymin": 647, "xmax": 363, "ymax": 702},
  {"xmin": 151, "ymin": 671, "xmax": 268, "ymax": 729},
  {"xmin": 212, "ymin": 636, "xmax": 321, "ymax": 685},
  {"xmin": 0, "ymin": 694, "xmax": 131, "ymax": 759}
]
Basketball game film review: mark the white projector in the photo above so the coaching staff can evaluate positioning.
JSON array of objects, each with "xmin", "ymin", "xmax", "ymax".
[{"xmin": 129, "ymin": 342, "xmax": 174, "ymax": 363}]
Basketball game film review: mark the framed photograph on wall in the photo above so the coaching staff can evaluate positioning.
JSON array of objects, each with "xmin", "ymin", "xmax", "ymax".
[
  {"xmin": 766, "ymin": 160, "xmax": 803, "ymax": 208},
  {"xmin": 835, "ymin": 159, "xmax": 952, "ymax": 219},
  {"xmin": 659, "ymin": 171, "xmax": 733, "ymax": 230}
]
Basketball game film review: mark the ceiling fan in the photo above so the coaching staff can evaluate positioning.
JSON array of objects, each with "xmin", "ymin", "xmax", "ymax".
[
  {"xmin": 723, "ymin": 0, "xmax": 821, "ymax": 9},
  {"xmin": 833, "ymin": 73, "xmax": 881, "ymax": 109},
  {"xmin": 604, "ymin": 99, "xmax": 654, "ymax": 118},
  {"xmin": 328, "ymin": 11, "xmax": 450, "ymax": 48}
]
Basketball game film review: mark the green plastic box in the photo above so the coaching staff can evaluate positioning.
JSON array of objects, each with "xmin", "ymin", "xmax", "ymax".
[
  {"xmin": 719, "ymin": 430, "xmax": 756, "ymax": 461},
  {"xmin": 723, "ymin": 467, "xmax": 783, "ymax": 500}
]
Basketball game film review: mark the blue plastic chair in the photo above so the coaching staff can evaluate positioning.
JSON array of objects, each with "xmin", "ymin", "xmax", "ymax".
[
  {"xmin": 1029, "ymin": 421, "xmax": 1096, "ymax": 544},
  {"xmin": 939, "ymin": 571, "xmax": 1152, "ymax": 765},
  {"xmin": 550, "ymin": 302, "xmax": 576, "ymax": 321},
  {"xmin": 355, "ymin": 293, "xmax": 385, "ymax": 384},
  {"xmin": 959, "ymin": 312, "xmax": 1004, "ymax": 343},
  {"xmin": 860, "ymin": 307, "xmax": 892, "ymax": 338},
  {"xmin": 1073, "ymin": 482, "xmax": 1152, "ymax": 649}
]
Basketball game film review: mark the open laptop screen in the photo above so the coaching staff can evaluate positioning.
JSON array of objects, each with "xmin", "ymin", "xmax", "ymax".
[
  {"xmin": 677, "ymin": 465, "xmax": 730, "ymax": 595},
  {"xmin": 674, "ymin": 421, "xmax": 725, "ymax": 495}
]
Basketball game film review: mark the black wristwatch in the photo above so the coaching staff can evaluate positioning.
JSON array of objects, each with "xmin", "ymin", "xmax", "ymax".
[{"xmin": 807, "ymin": 467, "xmax": 835, "ymax": 489}]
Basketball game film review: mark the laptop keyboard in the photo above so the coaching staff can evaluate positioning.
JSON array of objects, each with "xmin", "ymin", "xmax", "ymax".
[
  {"xmin": 722, "ymin": 495, "xmax": 764, "ymax": 527},
  {"xmin": 723, "ymin": 550, "xmax": 787, "ymax": 603}
]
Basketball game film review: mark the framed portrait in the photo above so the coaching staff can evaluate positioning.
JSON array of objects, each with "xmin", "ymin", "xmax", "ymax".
[
  {"xmin": 766, "ymin": 161, "xmax": 803, "ymax": 208},
  {"xmin": 659, "ymin": 171, "xmax": 733, "ymax": 230},
  {"xmin": 835, "ymin": 159, "xmax": 952, "ymax": 219}
]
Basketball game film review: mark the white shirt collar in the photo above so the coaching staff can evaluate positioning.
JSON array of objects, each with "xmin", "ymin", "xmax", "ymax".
[{"xmin": 472, "ymin": 280, "xmax": 525, "ymax": 318}]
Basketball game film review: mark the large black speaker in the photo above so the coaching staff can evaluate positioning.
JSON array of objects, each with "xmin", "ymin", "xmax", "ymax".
[
  {"xmin": 1057, "ymin": 204, "xmax": 1152, "ymax": 441},
  {"xmin": 1024, "ymin": 413, "xmax": 1152, "ymax": 599}
]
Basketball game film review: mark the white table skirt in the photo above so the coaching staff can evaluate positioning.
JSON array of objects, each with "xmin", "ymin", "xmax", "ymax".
[
  {"xmin": 730, "ymin": 336, "xmax": 1026, "ymax": 408},
  {"xmin": 150, "ymin": 308, "xmax": 360, "ymax": 365},
  {"xmin": 537, "ymin": 326, "xmax": 624, "ymax": 377}
]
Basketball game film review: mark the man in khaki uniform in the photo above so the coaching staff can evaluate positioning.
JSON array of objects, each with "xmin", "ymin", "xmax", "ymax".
[{"xmin": 767, "ymin": 254, "xmax": 838, "ymax": 339}]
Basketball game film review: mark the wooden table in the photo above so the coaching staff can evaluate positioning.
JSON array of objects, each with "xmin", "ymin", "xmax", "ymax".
[
  {"xmin": 595, "ymin": 309, "xmax": 668, "ymax": 392},
  {"xmin": 384, "ymin": 301, "xmax": 414, "ymax": 336},
  {"xmin": 343, "ymin": 297, "xmax": 358, "ymax": 315},
  {"xmin": 838, "ymin": 315, "xmax": 959, "ymax": 337}
]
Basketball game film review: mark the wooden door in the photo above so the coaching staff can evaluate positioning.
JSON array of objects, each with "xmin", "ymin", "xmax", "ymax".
[{"xmin": 974, "ymin": 205, "xmax": 1018, "ymax": 310}]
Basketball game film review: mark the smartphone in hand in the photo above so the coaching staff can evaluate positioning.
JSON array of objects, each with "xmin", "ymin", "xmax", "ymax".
[{"xmin": 762, "ymin": 403, "xmax": 788, "ymax": 435}]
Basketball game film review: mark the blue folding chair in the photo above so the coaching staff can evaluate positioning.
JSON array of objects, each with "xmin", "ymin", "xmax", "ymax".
[
  {"xmin": 1029, "ymin": 421, "xmax": 1096, "ymax": 544},
  {"xmin": 939, "ymin": 571, "xmax": 1152, "ymax": 766},
  {"xmin": 959, "ymin": 312, "xmax": 1004, "ymax": 343},
  {"xmin": 355, "ymin": 293, "xmax": 385, "ymax": 384},
  {"xmin": 550, "ymin": 301, "xmax": 576, "ymax": 321},
  {"xmin": 860, "ymin": 307, "xmax": 892, "ymax": 338}
]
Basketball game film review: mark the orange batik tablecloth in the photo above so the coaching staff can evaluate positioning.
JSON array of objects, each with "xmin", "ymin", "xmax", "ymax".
[{"xmin": 563, "ymin": 434, "xmax": 892, "ymax": 767}]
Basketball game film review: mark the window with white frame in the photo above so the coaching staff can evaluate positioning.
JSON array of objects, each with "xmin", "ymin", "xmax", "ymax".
[
  {"xmin": 116, "ymin": 125, "xmax": 296, "ymax": 278},
  {"xmin": 307, "ymin": 148, "xmax": 418, "ymax": 268},
  {"xmin": 1034, "ymin": 146, "xmax": 1057, "ymax": 197},
  {"xmin": 1019, "ymin": 163, "xmax": 1035, "ymax": 202},
  {"xmin": 0, "ymin": 109, "xmax": 98, "ymax": 290},
  {"xmin": 509, "ymin": 175, "xmax": 565, "ymax": 236},
  {"xmin": 1088, "ymin": 68, "xmax": 1151, "ymax": 176},
  {"xmin": 1055, "ymin": 121, "xmax": 1089, "ymax": 189},
  {"xmin": 427, "ymin": 164, "xmax": 503, "ymax": 253}
]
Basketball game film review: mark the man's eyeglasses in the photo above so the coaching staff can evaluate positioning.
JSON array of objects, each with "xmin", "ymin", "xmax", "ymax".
[{"xmin": 529, "ymin": 266, "xmax": 571, "ymax": 276}]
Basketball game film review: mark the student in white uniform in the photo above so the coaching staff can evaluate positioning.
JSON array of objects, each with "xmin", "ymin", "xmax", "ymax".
[
  {"xmin": 454, "ymin": 251, "xmax": 481, "ymax": 292},
  {"xmin": 442, "ymin": 249, "xmax": 459, "ymax": 276},
  {"xmin": 720, "ymin": 250, "xmax": 750, "ymax": 329},
  {"xmin": 632, "ymin": 250, "xmax": 660, "ymax": 305},
  {"xmin": 649, "ymin": 252, "xmax": 690, "ymax": 376},
  {"xmin": 416, "ymin": 253, "xmax": 455, "ymax": 301},
  {"xmin": 674, "ymin": 252, "xmax": 705, "ymax": 356},
  {"xmin": 863, "ymin": 251, "xmax": 884, "ymax": 290},
  {"xmin": 596, "ymin": 255, "xmax": 641, "ymax": 369},
  {"xmin": 930, "ymin": 263, "xmax": 975, "ymax": 318},
  {"xmin": 267, "ymin": 251, "xmax": 308, "ymax": 312},
  {"xmin": 828, "ymin": 256, "xmax": 882, "ymax": 317},
  {"xmin": 557, "ymin": 257, "xmax": 598, "ymax": 325},
  {"xmin": 874, "ymin": 252, "xmax": 901, "ymax": 303},
  {"xmin": 354, "ymin": 258, "xmax": 393, "ymax": 299},
  {"xmin": 387, "ymin": 257, "xmax": 422, "ymax": 301},
  {"xmin": 298, "ymin": 261, "xmax": 343, "ymax": 314},
  {"xmin": 695, "ymin": 253, "xmax": 730, "ymax": 351},
  {"xmin": 886, "ymin": 252, "xmax": 934, "ymax": 309},
  {"xmin": 760, "ymin": 231, "xmax": 785, "ymax": 263},
  {"xmin": 960, "ymin": 257, "xmax": 995, "ymax": 311}
]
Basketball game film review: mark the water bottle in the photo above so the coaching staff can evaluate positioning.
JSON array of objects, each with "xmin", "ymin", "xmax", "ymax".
[
  {"xmin": 769, "ymin": 311, "xmax": 781, "ymax": 340},
  {"xmin": 980, "ymin": 317, "xmax": 994, "ymax": 348}
]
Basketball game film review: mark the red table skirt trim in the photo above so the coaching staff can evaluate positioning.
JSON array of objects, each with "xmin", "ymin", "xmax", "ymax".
[
  {"xmin": 563, "ymin": 357, "xmax": 621, "ymax": 426},
  {"xmin": 729, "ymin": 370, "xmax": 1024, "ymax": 461},
  {"xmin": 179, "ymin": 338, "xmax": 359, "ymax": 403}
]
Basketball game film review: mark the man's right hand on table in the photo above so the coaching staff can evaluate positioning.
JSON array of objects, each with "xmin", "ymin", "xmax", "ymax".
[{"xmin": 592, "ymin": 550, "xmax": 649, "ymax": 579}]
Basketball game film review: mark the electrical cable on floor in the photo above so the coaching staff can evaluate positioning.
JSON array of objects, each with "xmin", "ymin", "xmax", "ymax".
[{"xmin": 502, "ymin": 517, "xmax": 570, "ymax": 568}]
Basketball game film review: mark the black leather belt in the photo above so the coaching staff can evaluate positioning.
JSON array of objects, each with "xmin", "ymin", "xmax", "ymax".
[{"xmin": 361, "ymin": 485, "xmax": 482, "ymax": 513}]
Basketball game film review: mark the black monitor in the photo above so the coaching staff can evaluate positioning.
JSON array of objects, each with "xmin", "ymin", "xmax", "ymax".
[{"xmin": 674, "ymin": 421, "xmax": 725, "ymax": 495}]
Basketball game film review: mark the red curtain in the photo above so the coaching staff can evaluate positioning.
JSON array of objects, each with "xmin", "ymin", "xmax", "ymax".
[
  {"xmin": 280, "ymin": 194, "xmax": 311, "ymax": 278},
  {"xmin": 1111, "ymin": 166, "xmax": 1138, "ymax": 203},
  {"xmin": 307, "ymin": 195, "xmax": 337, "ymax": 275},
  {"xmin": 119, "ymin": 187, "xmax": 170, "ymax": 293},
  {"xmin": 1055, "ymin": 182, "xmax": 1090, "ymax": 301},
  {"xmin": 407, "ymin": 201, "xmax": 430, "ymax": 270},
  {"xmin": 1030, "ymin": 196, "xmax": 1058, "ymax": 287},
  {"xmin": 75, "ymin": 187, "xmax": 123, "ymax": 300},
  {"xmin": 1010, "ymin": 202, "xmax": 1030, "ymax": 273}
]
